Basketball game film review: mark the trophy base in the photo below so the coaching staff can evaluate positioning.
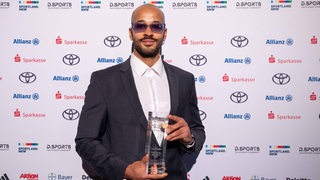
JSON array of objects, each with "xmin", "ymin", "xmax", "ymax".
[{"xmin": 147, "ymin": 162, "xmax": 166, "ymax": 174}]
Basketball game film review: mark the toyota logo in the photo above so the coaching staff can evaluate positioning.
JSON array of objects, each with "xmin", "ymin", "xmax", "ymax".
[
  {"xmin": 231, "ymin": 36, "xmax": 249, "ymax": 48},
  {"xmin": 230, "ymin": 91, "xmax": 248, "ymax": 103},
  {"xmin": 272, "ymin": 73, "xmax": 290, "ymax": 85},
  {"xmin": 62, "ymin": 109, "xmax": 80, "ymax": 120},
  {"xmin": 199, "ymin": 110, "xmax": 207, "ymax": 121},
  {"xmin": 63, "ymin": 54, "xmax": 80, "ymax": 66},
  {"xmin": 19, "ymin": 72, "xmax": 36, "ymax": 84},
  {"xmin": 104, "ymin": 36, "xmax": 121, "ymax": 47},
  {"xmin": 189, "ymin": 54, "xmax": 207, "ymax": 66}
]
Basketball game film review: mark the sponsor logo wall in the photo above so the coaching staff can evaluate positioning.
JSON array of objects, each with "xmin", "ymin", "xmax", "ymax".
[{"xmin": 0, "ymin": 1, "xmax": 320, "ymax": 179}]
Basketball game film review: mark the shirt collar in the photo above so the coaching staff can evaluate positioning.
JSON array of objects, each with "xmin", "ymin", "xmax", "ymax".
[{"xmin": 130, "ymin": 53, "xmax": 164, "ymax": 77}]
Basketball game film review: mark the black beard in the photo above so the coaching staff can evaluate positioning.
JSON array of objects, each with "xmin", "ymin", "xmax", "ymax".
[
  {"xmin": 136, "ymin": 45, "xmax": 160, "ymax": 58},
  {"xmin": 134, "ymin": 38, "xmax": 162, "ymax": 58}
]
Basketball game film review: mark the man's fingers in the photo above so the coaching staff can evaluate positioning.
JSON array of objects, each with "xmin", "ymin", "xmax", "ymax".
[
  {"xmin": 166, "ymin": 131, "xmax": 184, "ymax": 141},
  {"xmin": 146, "ymin": 173, "xmax": 168, "ymax": 179},
  {"xmin": 168, "ymin": 115, "xmax": 179, "ymax": 122},
  {"xmin": 166, "ymin": 122, "xmax": 187, "ymax": 135}
]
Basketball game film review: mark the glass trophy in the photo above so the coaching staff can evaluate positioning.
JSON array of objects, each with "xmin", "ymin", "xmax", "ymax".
[{"xmin": 145, "ymin": 111, "xmax": 168, "ymax": 174}]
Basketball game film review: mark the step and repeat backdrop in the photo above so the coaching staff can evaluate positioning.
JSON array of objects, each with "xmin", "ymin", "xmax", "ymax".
[{"xmin": 1, "ymin": 0, "xmax": 320, "ymax": 180}]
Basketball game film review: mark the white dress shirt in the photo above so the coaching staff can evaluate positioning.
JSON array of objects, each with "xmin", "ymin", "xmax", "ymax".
[{"xmin": 130, "ymin": 53, "xmax": 171, "ymax": 120}]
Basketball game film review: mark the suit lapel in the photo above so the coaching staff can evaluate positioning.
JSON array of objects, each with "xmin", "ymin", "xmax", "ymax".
[
  {"xmin": 120, "ymin": 59, "xmax": 147, "ymax": 131},
  {"xmin": 163, "ymin": 62, "xmax": 179, "ymax": 115},
  {"xmin": 119, "ymin": 59, "xmax": 179, "ymax": 130}
]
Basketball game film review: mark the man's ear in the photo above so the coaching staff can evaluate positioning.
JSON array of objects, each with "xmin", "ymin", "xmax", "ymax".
[
  {"xmin": 129, "ymin": 28, "xmax": 133, "ymax": 41},
  {"xmin": 163, "ymin": 28, "xmax": 167, "ymax": 41}
]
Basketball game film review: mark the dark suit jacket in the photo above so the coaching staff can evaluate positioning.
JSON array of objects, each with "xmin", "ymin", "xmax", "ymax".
[{"xmin": 75, "ymin": 58, "xmax": 206, "ymax": 180}]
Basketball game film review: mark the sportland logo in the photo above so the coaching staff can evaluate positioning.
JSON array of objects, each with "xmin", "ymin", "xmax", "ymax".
[
  {"xmin": 81, "ymin": 1, "xmax": 102, "ymax": 11},
  {"xmin": 19, "ymin": 1, "xmax": 39, "ymax": 11}
]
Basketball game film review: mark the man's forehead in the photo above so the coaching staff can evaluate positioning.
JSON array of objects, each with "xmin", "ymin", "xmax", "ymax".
[
  {"xmin": 133, "ymin": 18, "xmax": 162, "ymax": 24},
  {"xmin": 131, "ymin": 5, "xmax": 165, "ymax": 23}
]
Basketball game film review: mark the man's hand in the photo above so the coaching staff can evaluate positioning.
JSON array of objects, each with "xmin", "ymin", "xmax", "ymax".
[
  {"xmin": 124, "ymin": 154, "xmax": 168, "ymax": 180},
  {"xmin": 166, "ymin": 115, "xmax": 193, "ymax": 143}
]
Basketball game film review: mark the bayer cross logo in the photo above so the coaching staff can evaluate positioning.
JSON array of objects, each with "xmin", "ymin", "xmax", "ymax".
[
  {"xmin": 231, "ymin": 35, "xmax": 249, "ymax": 48},
  {"xmin": 104, "ymin": 36, "xmax": 121, "ymax": 47},
  {"xmin": 62, "ymin": 109, "xmax": 80, "ymax": 120},
  {"xmin": 63, "ymin": 54, "xmax": 80, "ymax": 66},
  {"xmin": 48, "ymin": 173, "xmax": 56, "ymax": 180},
  {"xmin": 19, "ymin": 72, "xmax": 36, "ymax": 84},
  {"xmin": 230, "ymin": 91, "xmax": 248, "ymax": 103},
  {"xmin": 272, "ymin": 73, "xmax": 290, "ymax": 85},
  {"xmin": 189, "ymin": 54, "xmax": 207, "ymax": 66}
]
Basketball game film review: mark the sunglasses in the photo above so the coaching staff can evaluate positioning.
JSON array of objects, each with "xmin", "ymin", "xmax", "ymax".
[{"xmin": 131, "ymin": 23, "xmax": 166, "ymax": 33}]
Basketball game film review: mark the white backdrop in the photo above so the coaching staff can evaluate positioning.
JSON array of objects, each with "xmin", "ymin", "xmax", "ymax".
[{"xmin": 1, "ymin": 1, "xmax": 320, "ymax": 180}]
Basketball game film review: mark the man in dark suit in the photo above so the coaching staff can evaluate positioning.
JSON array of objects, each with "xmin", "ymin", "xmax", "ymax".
[{"xmin": 75, "ymin": 4, "xmax": 205, "ymax": 180}]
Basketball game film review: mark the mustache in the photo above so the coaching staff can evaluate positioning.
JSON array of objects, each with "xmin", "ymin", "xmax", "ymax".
[{"xmin": 140, "ymin": 37, "xmax": 156, "ymax": 41}]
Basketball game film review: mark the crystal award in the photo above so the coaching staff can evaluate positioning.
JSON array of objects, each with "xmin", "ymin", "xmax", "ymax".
[{"xmin": 145, "ymin": 111, "xmax": 168, "ymax": 174}]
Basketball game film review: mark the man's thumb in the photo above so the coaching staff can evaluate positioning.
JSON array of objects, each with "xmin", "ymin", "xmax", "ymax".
[{"xmin": 141, "ymin": 154, "xmax": 149, "ymax": 164}]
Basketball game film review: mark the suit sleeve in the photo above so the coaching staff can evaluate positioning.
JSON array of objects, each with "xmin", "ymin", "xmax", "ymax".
[
  {"xmin": 75, "ymin": 72, "xmax": 128, "ymax": 180},
  {"xmin": 183, "ymin": 73, "xmax": 206, "ymax": 153}
]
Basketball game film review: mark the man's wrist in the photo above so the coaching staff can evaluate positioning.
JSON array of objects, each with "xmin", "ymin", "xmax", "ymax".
[{"xmin": 182, "ymin": 133, "xmax": 195, "ymax": 148}]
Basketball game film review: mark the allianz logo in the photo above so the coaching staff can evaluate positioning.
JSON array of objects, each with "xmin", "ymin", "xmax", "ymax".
[
  {"xmin": 265, "ymin": 94, "xmax": 293, "ymax": 102},
  {"xmin": 53, "ymin": 75, "xmax": 79, "ymax": 82},
  {"xmin": 224, "ymin": 113, "xmax": 251, "ymax": 120},
  {"xmin": 13, "ymin": 93, "xmax": 39, "ymax": 100}
]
